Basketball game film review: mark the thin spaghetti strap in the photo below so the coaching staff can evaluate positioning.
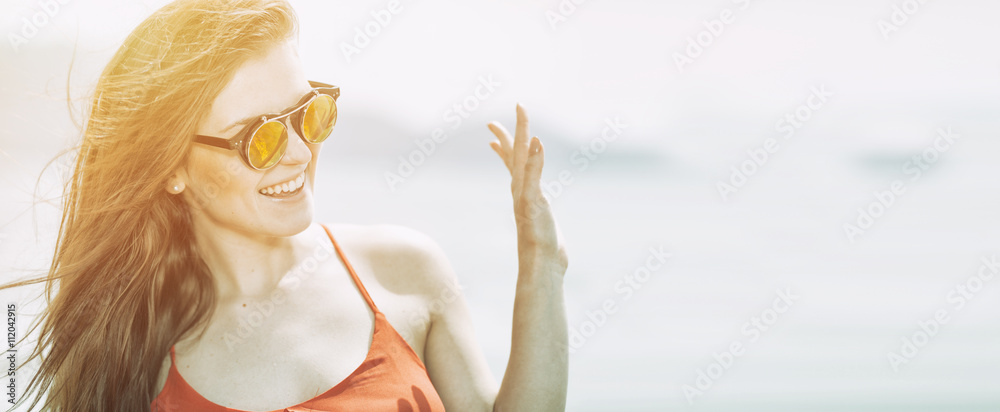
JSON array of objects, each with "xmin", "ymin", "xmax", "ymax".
[
  {"xmin": 169, "ymin": 345, "xmax": 176, "ymax": 364},
  {"xmin": 321, "ymin": 223, "xmax": 378, "ymax": 312}
]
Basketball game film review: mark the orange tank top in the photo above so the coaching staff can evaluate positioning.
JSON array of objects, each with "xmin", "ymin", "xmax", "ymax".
[{"xmin": 151, "ymin": 223, "xmax": 447, "ymax": 412}]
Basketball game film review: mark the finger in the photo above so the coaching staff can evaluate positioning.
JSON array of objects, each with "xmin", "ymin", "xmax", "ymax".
[
  {"xmin": 512, "ymin": 103, "xmax": 530, "ymax": 200},
  {"xmin": 487, "ymin": 121, "xmax": 514, "ymax": 158},
  {"xmin": 489, "ymin": 140, "xmax": 509, "ymax": 169},
  {"xmin": 522, "ymin": 136, "xmax": 544, "ymax": 202},
  {"xmin": 489, "ymin": 141, "xmax": 512, "ymax": 174},
  {"xmin": 520, "ymin": 136, "xmax": 547, "ymax": 217},
  {"xmin": 489, "ymin": 140, "xmax": 503, "ymax": 157},
  {"xmin": 524, "ymin": 136, "xmax": 544, "ymax": 187}
]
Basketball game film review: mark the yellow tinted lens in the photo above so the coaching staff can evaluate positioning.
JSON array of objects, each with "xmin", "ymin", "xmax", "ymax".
[
  {"xmin": 248, "ymin": 121, "xmax": 287, "ymax": 169},
  {"xmin": 302, "ymin": 95, "xmax": 337, "ymax": 143}
]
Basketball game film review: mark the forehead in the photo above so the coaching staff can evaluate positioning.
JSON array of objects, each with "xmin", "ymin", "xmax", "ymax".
[{"xmin": 200, "ymin": 41, "xmax": 310, "ymax": 135}]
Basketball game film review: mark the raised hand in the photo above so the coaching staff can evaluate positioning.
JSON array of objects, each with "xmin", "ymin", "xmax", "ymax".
[{"xmin": 487, "ymin": 103, "xmax": 568, "ymax": 278}]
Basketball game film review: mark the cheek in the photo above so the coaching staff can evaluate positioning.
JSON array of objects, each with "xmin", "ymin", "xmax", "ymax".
[
  {"xmin": 306, "ymin": 144, "xmax": 322, "ymax": 190},
  {"xmin": 185, "ymin": 153, "xmax": 259, "ymax": 211}
]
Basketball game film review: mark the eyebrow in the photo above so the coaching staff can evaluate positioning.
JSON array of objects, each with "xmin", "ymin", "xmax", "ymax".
[{"xmin": 218, "ymin": 89, "xmax": 313, "ymax": 134}]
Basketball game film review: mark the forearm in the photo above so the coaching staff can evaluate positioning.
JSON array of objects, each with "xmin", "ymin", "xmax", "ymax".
[{"xmin": 494, "ymin": 264, "xmax": 568, "ymax": 412}]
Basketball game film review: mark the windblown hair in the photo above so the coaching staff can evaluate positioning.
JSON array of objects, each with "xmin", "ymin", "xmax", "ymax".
[{"xmin": 1, "ymin": 1, "xmax": 298, "ymax": 410}]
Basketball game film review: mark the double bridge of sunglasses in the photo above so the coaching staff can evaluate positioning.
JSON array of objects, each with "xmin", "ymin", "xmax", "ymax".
[{"xmin": 193, "ymin": 80, "xmax": 339, "ymax": 170}]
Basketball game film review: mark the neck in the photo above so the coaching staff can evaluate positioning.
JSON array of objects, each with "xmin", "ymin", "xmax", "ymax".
[{"xmin": 191, "ymin": 219, "xmax": 317, "ymax": 303}]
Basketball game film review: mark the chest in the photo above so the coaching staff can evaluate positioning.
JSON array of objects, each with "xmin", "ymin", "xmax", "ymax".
[{"xmin": 164, "ymin": 261, "xmax": 431, "ymax": 410}]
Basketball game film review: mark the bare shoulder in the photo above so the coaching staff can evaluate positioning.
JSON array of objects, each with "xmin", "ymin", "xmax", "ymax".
[{"xmin": 331, "ymin": 223, "xmax": 459, "ymax": 299}]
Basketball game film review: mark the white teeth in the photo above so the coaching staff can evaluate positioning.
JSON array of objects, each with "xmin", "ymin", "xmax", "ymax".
[{"xmin": 259, "ymin": 172, "xmax": 305, "ymax": 195}]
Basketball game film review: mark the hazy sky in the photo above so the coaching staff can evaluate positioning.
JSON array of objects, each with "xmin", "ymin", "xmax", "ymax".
[{"xmin": 4, "ymin": 0, "xmax": 998, "ymax": 158}]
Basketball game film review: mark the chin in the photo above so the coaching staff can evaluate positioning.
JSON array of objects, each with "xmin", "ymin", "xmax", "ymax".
[{"xmin": 269, "ymin": 207, "xmax": 314, "ymax": 237}]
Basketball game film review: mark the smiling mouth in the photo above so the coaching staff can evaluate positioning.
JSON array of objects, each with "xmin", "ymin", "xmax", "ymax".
[{"xmin": 259, "ymin": 171, "xmax": 306, "ymax": 198}]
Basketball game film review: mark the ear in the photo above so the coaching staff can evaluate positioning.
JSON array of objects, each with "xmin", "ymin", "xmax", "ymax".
[{"xmin": 165, "ymin": 168, "xmax": 189, "ymax": 195}]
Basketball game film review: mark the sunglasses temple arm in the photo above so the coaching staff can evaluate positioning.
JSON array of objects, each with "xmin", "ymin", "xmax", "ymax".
[{"xmin": 193, "ymin": 135, "xmax": 238, "ymax": 150}]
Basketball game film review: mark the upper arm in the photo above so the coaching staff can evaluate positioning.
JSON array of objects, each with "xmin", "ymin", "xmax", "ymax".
[{"xmin": 373, "ymin": 224, "xmax": 498, "ymax": 412}]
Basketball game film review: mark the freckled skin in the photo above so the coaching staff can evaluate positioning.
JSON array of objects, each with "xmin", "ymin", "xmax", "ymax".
[{"xmin": 172, "ymin": 40, "xmax": 319, "ymax": 240}]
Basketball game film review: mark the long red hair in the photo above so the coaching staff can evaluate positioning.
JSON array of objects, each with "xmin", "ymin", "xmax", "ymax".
[{"xmin": 1, "ymin": 1, "xmax": 298, "ymax": 410}]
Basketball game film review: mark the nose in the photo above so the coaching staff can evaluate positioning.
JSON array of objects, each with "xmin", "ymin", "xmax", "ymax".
[{"xmin": 280, "ymin": 122, "xmax": 312, "ymax": 165}]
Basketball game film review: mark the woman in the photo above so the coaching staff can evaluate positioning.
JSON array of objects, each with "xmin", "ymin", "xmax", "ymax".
[{"xmin": 2, "ymin": 0, "xmax": 569, "ymax": 411}]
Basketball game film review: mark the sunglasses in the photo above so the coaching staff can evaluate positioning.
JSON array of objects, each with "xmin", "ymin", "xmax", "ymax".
[{"xmin": 193, "ymin": 80, "xmax": 339, "ymax": 170}]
